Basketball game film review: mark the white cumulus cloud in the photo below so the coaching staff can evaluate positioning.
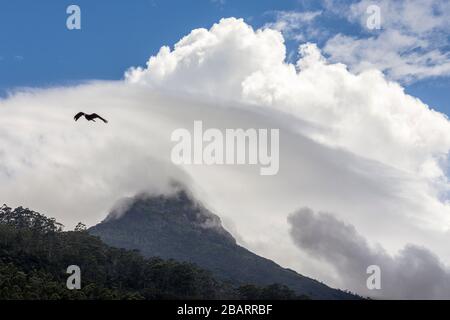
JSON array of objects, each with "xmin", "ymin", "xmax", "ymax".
[{"xmin": 127, "ymin": 18, "xmax": 450, "ymax": 180}]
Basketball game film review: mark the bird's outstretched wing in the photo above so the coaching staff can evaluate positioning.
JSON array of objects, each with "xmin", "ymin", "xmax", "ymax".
[
  {"xmin": 92, "ymin": 113, "xmax": 108, "ymax": 123},
  {"xmin": 74, "ymin": 112, "xmax": 85, "ymax": 121}
]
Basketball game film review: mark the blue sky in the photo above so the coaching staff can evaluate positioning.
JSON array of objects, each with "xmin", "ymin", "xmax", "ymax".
[{"xmin": 1, "ymin": 0, "xmax": 449, "ymax": 114}]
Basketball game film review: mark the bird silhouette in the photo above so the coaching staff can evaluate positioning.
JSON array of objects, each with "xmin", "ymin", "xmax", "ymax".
[{"xmin": 74, "ymin": 112, "xmax": 108, "ymax": 123}]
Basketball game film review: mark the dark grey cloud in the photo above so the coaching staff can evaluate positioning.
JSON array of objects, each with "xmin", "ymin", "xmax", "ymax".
[{"xmin": 288, "ymin": 208, "xmax": 450, "ymax": 299}]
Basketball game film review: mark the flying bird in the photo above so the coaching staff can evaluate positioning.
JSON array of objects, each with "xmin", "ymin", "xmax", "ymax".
[{"xmin": 74, "ymin": 112, "xmax": 108, "ymax": 123}]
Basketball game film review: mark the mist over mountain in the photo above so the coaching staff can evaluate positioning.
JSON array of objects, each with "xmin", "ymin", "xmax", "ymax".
[{"xmin": 89, "ymin": 190, "xmax": 358, "ymax": 299}]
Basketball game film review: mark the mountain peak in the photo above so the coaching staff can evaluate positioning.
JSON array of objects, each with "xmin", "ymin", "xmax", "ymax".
[{"xmin": 102, "ymin": 190, "xmax": 236, "ymax": 246}]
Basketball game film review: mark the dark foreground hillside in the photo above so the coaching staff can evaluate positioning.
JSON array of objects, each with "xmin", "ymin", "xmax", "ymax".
[
  {"xmin": 0, "ymin": 205, "xmax": 306, "ymax": 300},
  {"xmin": 90, "ymin": 191, "xmax": 359, "ymax": 300}
]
